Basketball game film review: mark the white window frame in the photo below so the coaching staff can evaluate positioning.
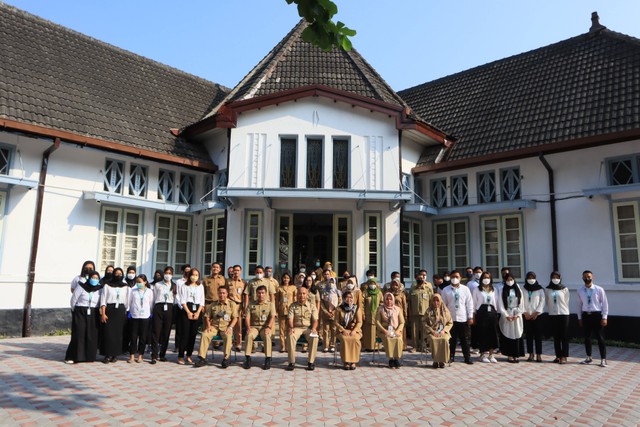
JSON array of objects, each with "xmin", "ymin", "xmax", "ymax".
[
  {"xmin": 245, "ymin": 210, "xmax": 263, "ymax": 276},
  {"xmin": 451, "ymin": 175, "xmax": 468, "ymax": 206},
  {"xmin": 333, "ymin": 214, "xmax": 352, "ymax": 277},
  {"xmin": 0, "ymin": 145, "xmax": 12, "ymax": 176},
  {"xmin": 477, "ymin": 170, "xmax": 496, "ymax": 204},
  {"xmin": 500, "ymin": 167, "xmax": 521, "ymax": 201},
  {"xmin": 103, "ymin": 159, "xmax": 124, "ymax": 194},
  {"xmin": 0, "ymin": 190, "xmax": 6, "ymax": 244},
  {"xmin": 98, "ymin": 206, "xmax": 143, "ymax": 272},
  {"xmin": 154, "ymin": 213, "xmax": 192, "ymax": 273},
  {"xmin": 431, "ymin": 178, "xmax": 447, "ymax": 208},
  {"xmin": 433, "ymin": 219, "xmax": 469, "ymax": 276},
  {"xmin": 179, "ymin": 173, "xmax": 195, "ymax": 205},
  {"xmin": 607, "ymin": 155, "xmax": 640, "ymax": 186},
  {"xmin": 276, "ymin": 213, "xmax": 294, "ymax": 273},
  {"xmin": 401, "ymin": 218, "xmax": 422, "ymax": 283},
  {"xmin": 128, "ymin": 163, "xmax": 148, "ymax": 197},
  {"xmin": 481, "ymin": 214, "xmax": 524, "ymax": 281},
  {"xmin": 612, "ymin": 201, "xmax": 640, "ymax": 282},
  {"xmin": 203, "ymin": 213, "xmax": 226, "ymax": 276},
  {"xmin": 158, "ymin": 169, "xmax": 175, "ymax": 202},
  {"xmin": 365, "ymin": 212, "xmax": 382, "ymax": 278}
]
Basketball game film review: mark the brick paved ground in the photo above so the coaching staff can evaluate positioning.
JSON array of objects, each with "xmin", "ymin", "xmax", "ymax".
[{"xmin": 0, "ymin": 335, "xmax": 638, "ymax": 426}]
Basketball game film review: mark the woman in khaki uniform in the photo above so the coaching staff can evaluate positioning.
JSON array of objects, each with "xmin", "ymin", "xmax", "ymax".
[
  {"xmin": 362, "ymin": 279, "xmax": 381, "ymax": 351},
  {"xmin": 424, "ymin": 293, "xmax": 453, "ymax": 368},
  {"xmin": 334, "ymin": 291, "xmax": 362, "ymax": 370},
  {"xmin": 276, "ymin": 273, "xmax": 297, "ymax": 352},
  {"xmin": 376, "ymin": 292, "xmax": 405, "ymax": 369}
]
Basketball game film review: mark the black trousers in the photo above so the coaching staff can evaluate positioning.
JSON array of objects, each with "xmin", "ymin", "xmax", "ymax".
[
  {"xmin": 178, "ymin": 308, "xmax": 200, "ymax": 358},
  {"xmin": 129, "ymin": 318, "xmax": 150, "ymax": 355},
  {"xmin": 476, "ymin": 306, "xmax": 498, "ymax": 353},
  {"xmin": 100, "ymin": 303, "xmax": 127, "ymax": 357},
  {"xmin": 549, "ymin": 315, "xmax": 569, "ymax": 358},
  {"xmin": 524, "ymin": 315, "xmax": 544, "ymax": 354},
  {"xmin": 449, "ymin": 321, "xmax": 471, "ymax": 360},
  {"xmin": 582, "ymin": 312, "xmax": 606, "ymax": 358},
  {"xmin": 151, "ymin": 303, "xmax": 174, "ymax": 359}
]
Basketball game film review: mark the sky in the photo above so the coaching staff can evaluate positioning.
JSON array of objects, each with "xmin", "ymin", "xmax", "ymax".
[{"xmin": 4, "ymin": 1, "xmax": 640, "ymax": 91}]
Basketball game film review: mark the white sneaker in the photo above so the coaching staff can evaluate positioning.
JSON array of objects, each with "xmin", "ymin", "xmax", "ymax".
[
  {"xmin": 489, "ymin": 356, "xmax": 498, "ymax": 363},
  {"xmin": 471, "ymin": 348, "xmax": 480, "ymax": 355},
  {"xmin": 599, "ymin": 359, "xmax": 607, "ymax": 367},
  {"xmin": 64, "ymin": 360, "xmax": 74, "ymax": 364},
  {"xmin": 580, "ymin": 357, "xmax": 593, "ymax": 365},
  {"xmin": 481, "ymin": 356, "xmax": 491, "ymax": 363}
]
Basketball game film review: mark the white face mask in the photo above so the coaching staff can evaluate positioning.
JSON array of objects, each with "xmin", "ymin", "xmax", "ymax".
[
  {"xmin": 164, "ymin": 274, "xmax": 172, "ymax": 282},
  {"xmin": 329, "ymin": 281, "xmax": 336, "ymax": 289},
  {"xmin": 474, "ymin": 272, "xmax": 482, "ymax": 280},
  {"xmin": 127, "ymin": 273, "xmax": 135, "ymax": 280},
  {"xmin": 299, "ymin": 268, "xmax": 306, "ymax": 273},
  {"xmin": 256, "ymin": 273, "xmax": 264, "ymax": 280},
  {"xmin": 265, "ymin": 272, "xmax": 272, "ymax": 278},
  {"xmin": 368, "ymin": 284, "xmax": 377, "ymax": 290},
  {"xmin": 527, "ymin": 279, "xmax": 536, "ymax": 285},
  {"xmin": 367, "ymin": 276, "xmax": 375, "ymax": 281},
  {"xmin": 506, "ymin": 280, "xmax": 515, "ymax": 286},
  {"xmin": 450, "ymin": 277, "xmax": 460, "ymax": 285},
  {"xmin": 482, "ymin": 278, "xmax": 491, "ymax": 285},
  {"xmin": 346, "ymin": 283, "xmax": 354, "ymax": 290},
  {"xmin": 443, "ymin": 276, "xmax": 450, "ymax": 282},
  {"xmin": 311, "ymin": 275, "xmax": 316, "ymax": 280},
  {"xmin": 551, "ymin": 278, "xmax": 561, "ymax": 285}
]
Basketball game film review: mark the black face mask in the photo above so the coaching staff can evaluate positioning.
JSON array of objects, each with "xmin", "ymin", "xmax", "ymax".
[
  {"xmin": 82, "ymin": 268, "xmax": 92, "ymax": 277},
  {"xmin": 114, "ymin": 275, "xmax": 123, "ymax": 281},
  {"xmin": 104, "ymin": 272, "xmax": 113, "ymax": 280},
  {"xmin": 583, "ymin": 278, "xmax": 592, "ymax": 284}
]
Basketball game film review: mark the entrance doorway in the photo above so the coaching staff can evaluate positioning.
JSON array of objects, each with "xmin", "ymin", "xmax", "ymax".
[{"xmin": 293, "ymin": 213, "xmax": 332, "ymax": 272}]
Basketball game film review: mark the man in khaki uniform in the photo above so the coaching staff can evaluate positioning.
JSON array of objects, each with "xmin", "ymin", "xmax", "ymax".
[
  {"xmin": 203, "ymin": 262, "xmax": 226, "ymax": 311},
  {"xmin": 408, "ymin": 271, "xmax": 433, "ymax": 352},
  {"xmin": 243, "ymin": 285, "xmax": 275, "ymax": 370},
  {"xmin": 244, "ymin": 265, "xmax": 275, "ymax": 307},
  {"xmin": 194, "ymin": 286, "xmax": 238, "ymax": 369},
  {"xmin": 276, "ymin": 274, "xmax": 297, "ymax": 352},
  {"xmin": 264, "ymin": 266, "xmax": 279, "ymax": 296},
  {"xmin": 286, "ymin": 286, "xmax": 319, "ymax": 371},
  {"xmin": 227, "ymin": 265, "xmax": 246, "ymax": 351}
]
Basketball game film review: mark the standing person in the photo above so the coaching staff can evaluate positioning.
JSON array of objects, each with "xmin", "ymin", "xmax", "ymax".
[
  {"xmin": 424, "ymin": 294, "xmax": 453, "ymax": 368},
  {"xmin": 408, "ymin": 271, "xmax": 433, "ymax": 353},
  {"xmin": 65, "ymin": 271, "xmax": 103, "ymax": 363},
  {"xmin": 264, "ymin": 266, "xmax": 279, "ymax": 298},
  {"xmin": 467, "ymin": 266, "xmax": 483, "ymax": 355},
  {"xmin": 361, "ymin": 272, "xmax": 381, "ymax": 352},
  {"xmin": 244, "ymin": 266, "xmax": 275, "ymax": 307},
  {"xmin": 577, "ymin": 270, "xmax": 609, "ymax": 367},
  {"xmin": 70, "ymin": 260, "xmax": 96, "ymax": 293},
  {"xmin": 150, "ymin": 266, "xmax": 176, "ymax": 363},
  {"xmin": 125, "ymin": 266, "xmax": 137, "ymax": 287},
  {"xmin": 320, "ymin": 275, "xmax": 342, "ymax": 352},
  {"xmin": 440, "ymin": 270, "xmax": 474, "ymax": 364},
  {"xmin": 285, "ymin": 286, "xmax": 320, "ymax": 371},
  {"xmin": 343, "ymin": 276, "xmax": 363, "ymax": 309},
  {"xmin": 375, "ymin": 292, "xmax": 405, "ymax": 369},
  {"xmin": 227, "ymin": 266, "xmax": 234, "ymax": 280},
  {"xmin": 203, "ymin": 262, "xmax": 226, "ymax": 312},
  {"xmin": 389, "ymin": 277, "xmax": 408, "ymax": 350},
  {"xmin": 243, "ymin": 286, "xmax": 275, "ymax": 370},
  {"xmin": 100, "ymin": 265, "xmax": 115, "ymax": 286},
  {"xmin": 523, "ymin": 271, "xmax": 545, "ymax": 362},
  {"xmin": 176, "ymin": 268, "xmax": 204, "ymax": 365},
  {"xmin": 498, "ymin": 273, "xmax": 525, "ymax": 363},
  {"xmin": 472, "ymin": 272, "xmax": 499, "ymax": 363},
  {"xmin": 227, "ymin": 265, "xmax": 247, "ymax": 352},
  {"xmin": 151, "ymin": 269, "xmax": 163, "ymax": 285},
  {"xmin": 173, "ymin": 264, "xmax": 191, "ymax": 352},
  {"xmin": 383, "ymin": 271, "xmax": 401, "ymax": 293},
  {"xmin": 99, "ymin": 268, "xmax": 129, "ymax": 363},
  {"xmin": 276, "ymin": 273, "xmax": 297, "ymax": 352},
  {"xmin": 194, "ymin": 286, "xmax": 238, "ymax": 369},
  {"xmin": 127, "ymin": 275, "xmax": 154, "ymax": 363},
  {"xmin": 334, "ymin": 291, "xmax": 362, "ymax": 370},
  {"xmin": 338, "ymin": 270, "xmax": 351, "ymax": 292},
  {"xmin": 545, "ymin": 271, "xmax": 570, "ymax": 364}
]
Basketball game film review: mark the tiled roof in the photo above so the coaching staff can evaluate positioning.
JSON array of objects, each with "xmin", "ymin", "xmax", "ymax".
[
  {"xmin": 201, "ymin": 20, "xmax": 412, "ymax": 120},
  {"xmin": 0, "ymin": 3, "xmax": 228, "ymax": 165},
  {"xmin": 399, "ymin": 24, "xmax": 640, "ymax": 166}
]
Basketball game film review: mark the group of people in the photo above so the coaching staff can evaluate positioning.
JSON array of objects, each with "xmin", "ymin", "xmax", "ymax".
[{"xmin": 64, "ymin": 260, "xmax": 610, "ymax": 370}]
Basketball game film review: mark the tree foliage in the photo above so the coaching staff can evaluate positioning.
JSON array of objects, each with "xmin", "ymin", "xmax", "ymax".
[{"xmin": 285, "ymin": 0, "xmax": 356, "ymax": 50}]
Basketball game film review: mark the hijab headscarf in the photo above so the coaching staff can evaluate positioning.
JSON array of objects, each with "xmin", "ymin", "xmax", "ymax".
[
  {"xmin": 109, "ymin": 267, "xmax": 128, "ymax": 288},
  {"xmin": 340, "ymin": 291, "xmax": 357, "ymax": 327},
  {"xmin": 380, "ymin": 292, "xmax": 400, "ymax": 328},
  {"xmin": 546, "ymin": 271, "xmax": 565, "ymax": 290},
  {"xmin": 501, "ymin": 274, "xmax": 522, "ymax": 307},
  {"xmin": 323, "ymin": 280, "xmax": 340, "ymax": 309},
  {"xmin": 523, "ymin": 271, "xmax": 543, "ymax": 292},
  {"xmin": 366, "ymin": 281, "xmax": 381, "ymax": 317},
  {"xmin": 77, "ymin": 271, "xmax": 105, "ymax": 293},
  {"xmin": 425, "ymin": 294, "xmax": 450, "ymax": 332}
]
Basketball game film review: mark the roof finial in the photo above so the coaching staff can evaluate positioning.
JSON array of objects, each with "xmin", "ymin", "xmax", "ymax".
[{"xmin": 589, "ymin": 11, "xmax": 606, "ymax": 33}]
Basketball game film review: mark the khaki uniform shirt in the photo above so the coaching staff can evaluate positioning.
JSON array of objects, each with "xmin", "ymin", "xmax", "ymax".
[
  {"xmin": 204, "ymin": 300, "xmax": 238, "ymax": 330},
  {"xmin": 276, "ymin": 285, "xmax": 297, "ymax": 317},
  {"xmin": 266, "ymin": 277, "xmax": 279, "ymax": 296},
  {"xmin": 203, "ymin": 275, "xmax": 226, "ymax": 302},
  {"xmin": 226, "ymin": 279, "xmax": 246, "ymax": 305},
  {"xmin": 288, "ymin": 300, "xmax": 318, "ymax": 328},
  {"xmin": 392, "ymin": 290, "xmax": 408, "ymax": 319},
  {"xmin": 244, "ymin": 278, "xmax": 275, "ymax": 301},
  {"xmin": 246, "ymin": 300, "xmax": 274, "ymax": 328},
  {"xmin": 408, "ymin": 283, "xmax": 434, "ymax": 317}
]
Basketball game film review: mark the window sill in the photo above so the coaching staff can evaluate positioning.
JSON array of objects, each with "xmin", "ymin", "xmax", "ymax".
[
  {"xmin": 83, "ymin": 191, "xmax": 226, "ymax": 213},
  {"xmin": 583, "ymin": 183, "xmax": 640, "ymax": 198},
  {"xmin": 404, "ymin": 199, "xmax": 536, "ymax": 216}
]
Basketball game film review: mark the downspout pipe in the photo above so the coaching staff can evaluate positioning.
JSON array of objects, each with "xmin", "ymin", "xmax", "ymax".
[
  {"xmin": 398, "ymin": 130, "xmax": 405, "ymax": 283},
  {"xmin": 538, "ymin": 153, "xmax": 558, "ymax": 272},
  {"xmin": 23, "ymin": 138, "xmax": 61, "ymax": 337}
]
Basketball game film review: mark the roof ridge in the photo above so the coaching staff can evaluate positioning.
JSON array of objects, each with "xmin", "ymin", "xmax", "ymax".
[{"xmin": 0, "ymin": 2, "xmax": 227, "ymax": 90}]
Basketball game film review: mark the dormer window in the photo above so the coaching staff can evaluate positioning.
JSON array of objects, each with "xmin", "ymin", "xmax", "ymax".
[{"xmin": 103, "ymin": 159, "xmax": 124, "ymax": 194}]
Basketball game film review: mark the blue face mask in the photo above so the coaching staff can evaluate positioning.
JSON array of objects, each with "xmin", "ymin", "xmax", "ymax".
[
  {"xmin": 89, "ymin": 278, "xmax": 100, "ymax": 286},
  {"xmin": 136, "ymin": 283, "xmax": 145, "ymax": 289}
]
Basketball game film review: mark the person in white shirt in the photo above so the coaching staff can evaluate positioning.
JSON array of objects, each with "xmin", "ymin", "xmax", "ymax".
[
  {"xmin": 576, "ymin": 270, "xmax": 609, "ymax": 367},
  {"xmin": 176, "ymin": 268, "xmax": 204, "ymax": 365},
  {"xmin": 99, "ymin": 267, "xmax": 129, "ymax": 363},
  {"xmin": 440, "ymin": 270, "xmax": 474, "ymax": 364},
  {"xmin": 150, "ymin": 266, "xmax": 177, "ymax": 363},
  {"xmin": 545, "ymin": 271, "xmax": 570, "ymax": 364},
  {"xmin": 472, "ymin": 272, "xmax": 499, "ymax": 363},
  {"xmin": 522, "ymin": 271, "xmax": 545, "ymax": 362},
  {"xmin": 173, "ymin": 264, "xmax": 192, "ymax": 352},
  {"xmin": 65, "ymin": 270, "xmax": 103, "ymax": 364},
  {"xmin": 70, "ymin": 260, "xmax": 96, "ymax": 293},
  {"xmin": 498, "ymin": 273, "xmax": 525, "ymax": 363},
  {"xmin": 467, "ymin": 266, "xmax": 483, "ymax": 354},
  {"xmin": 127, "ymin": 274, "xmax": 155, "ymax": 363}
]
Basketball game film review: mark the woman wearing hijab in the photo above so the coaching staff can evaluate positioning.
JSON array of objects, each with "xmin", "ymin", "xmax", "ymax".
[
  {"xmin": 151, "ymin": 269, "xmax": 163, "ymax": 285},
  {"xmin": 176, "ymin": 268, "xmax": 204, "ymax": 364},
  {"xmin": 498, "ymin": 273, "xmax": 525, "ymax": 363},
  {"xmin": 376, "ymin": 292, "xmax": 405, "ymax": 368},
  {"xmin": 424, "ymin": 294, "xmax": 453, "ymax": 368},
  {"xmin": 100, "ymin": 265, "xmax": 114, "ymax": 286},
  {"xmin": 320, "ymin": 277, "xmax": 342, "ymax": 352},
  {"xmin": 362, "ymin": 276, "xmax": 381, "ymax": 352},
  {"xmin": 65, "ymin": 270, "xmax": 104, "ymax": 364},
  {"xmin": 98, "ymin": 267, "xmax": 129, "ymax": 363},
  {"xmin": 545, "ymin": 271, "xmax": 570, "ymax": 364},
  {"xmin": 70, "ymin": 260, "xmax": 96, "ymax": 293},
  {"xmin": 472, "ymin": 272, "xmax": 499, "ymax": 363},
  {"xmin": 334, "ymin": 290, "xmax": 363, "ymax": 370},
  {"xmin": 342, "ymin": 276, "xmax": 363, "ymax": 309},
  {"xmin": 124, "ymin": 266, "xmax": 137, "ymax": 287},
  {"xmin": 523, "ymin": 271, "xmax": 546, "ymax": 362}
]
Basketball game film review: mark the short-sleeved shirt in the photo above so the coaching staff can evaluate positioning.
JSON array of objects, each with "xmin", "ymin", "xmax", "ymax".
[
  {"xmin": 204, "ymin": 300, "xmax": 238, "ymax": 330},
  {"xmin": 409, "ymin": 283, "xmax": 434, "ymax": 316},
  {"xmin": 203, "ymin": 275, "xmax": 227, "ymax": 302},
  {"xmin": 276, "ymin": 285, "xmax": 297, "ymax": 316},
  {"xmin": 288, "ymin": 301, "xmax": 318, "ymax": 328},
  {"xmin": 226, "ymin": 279, "xmax": 246, "ymax": 304},
  {"xmin": 244, "ymin": 278, "xmax": 275, "ymax": 301},
  {"xmin": 246, "ymin": 300, "xmax": 275, "ymax": 327}
]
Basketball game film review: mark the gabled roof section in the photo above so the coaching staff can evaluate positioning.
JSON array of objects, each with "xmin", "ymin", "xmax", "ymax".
[
  {"xmin": 400, "ymin": 15, "xmax": 640, "ymax": 171},
  {"xmin": 0, "ymin": 3, "xmax": 229, "ymax": 170}
]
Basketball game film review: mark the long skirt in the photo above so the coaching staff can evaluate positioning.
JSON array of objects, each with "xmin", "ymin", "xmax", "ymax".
[
  {"xmin": 428, "ymin": 335, "xmax": 450, "ymax": 363},
  {"xmin": 501, "ymin": 335, "xmax": 525, "ymax": 358},
  {"xmin": 65, "ymin": 306, "xmax": 99, "ymax": 362},
  {"xmin": 100, "ymin": 303, "xmax": 127, "ymax": 357},
  {"xmin": 338, "ymin": 333, "xmax": 362, "ymax": 363},
  {"xmin": 361, "ymin": 320, "xmax": 377, "ymax": 350}
]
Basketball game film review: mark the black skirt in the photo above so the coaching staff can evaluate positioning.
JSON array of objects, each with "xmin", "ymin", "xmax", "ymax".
[
  {"xmin": 100, "ymin": 303, "xmax": 127, "ymax": 357},
  {"xmin": 65, "ymin": 306, "xmax": 99, "ymax": 362},
  {"xmin": 475, "ymin": 305, "xmax": 499, "ymax": 352},
  {"xmin": 500, "ymin": 335, "xmax": 525, "ymax": 357}
]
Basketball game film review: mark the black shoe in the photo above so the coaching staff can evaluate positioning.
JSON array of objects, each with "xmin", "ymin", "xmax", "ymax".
[
  {"xmin": 286, "ymin": 363, "xmax": 295, "ymax": 371},
  {"xmin": 432, "ymin": 362, "xmax": 439, "ymax": 369},
  {"xmin": 464, "ymin": 358, "xmax": 474, "ymax": 365},
  {"xmin": 307, "ymin": 362, "xmax": 315, "ymax": 371},
  {"xmin": 110, "ymin": 356, "xmax": 118, "ymax": 363},
  {"xmin": 102, "ymin": 357, "xmax": 110, "ymax": 364},
  {"xmin": 263, "ymin": 357, "xmax": 271, "ymax": 370},
  {"xmin": 388, "ymin": 359, "xmax": 394, "ymax": 368},
  {"xmin": 449, "ymin": 357, "xmax": 455, "ymax": 364},
  {"xmin": 221, "ymin": 358, "xmax": 229, "ymax": 369},
  {"xmin": 396, "ymin": 359, "xmax": 402, "ymax": 368},
  {"xmin": 243, "ymin": 356, "xmax": 251, "ymax": 369},
  {"xmin": 158, "ymin": 357, "xmax": 167, "ymax": 362},
  {"xmin": 439, "ymin": 362, "xmax": 445, "ymax": 368},
  {"xmin": 150, "ymin": 359, "xmax": 157, "ymax": 365},
  {"xmin": 194, "ymin": 358, "xmax": 207, "ymax": 368}
]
